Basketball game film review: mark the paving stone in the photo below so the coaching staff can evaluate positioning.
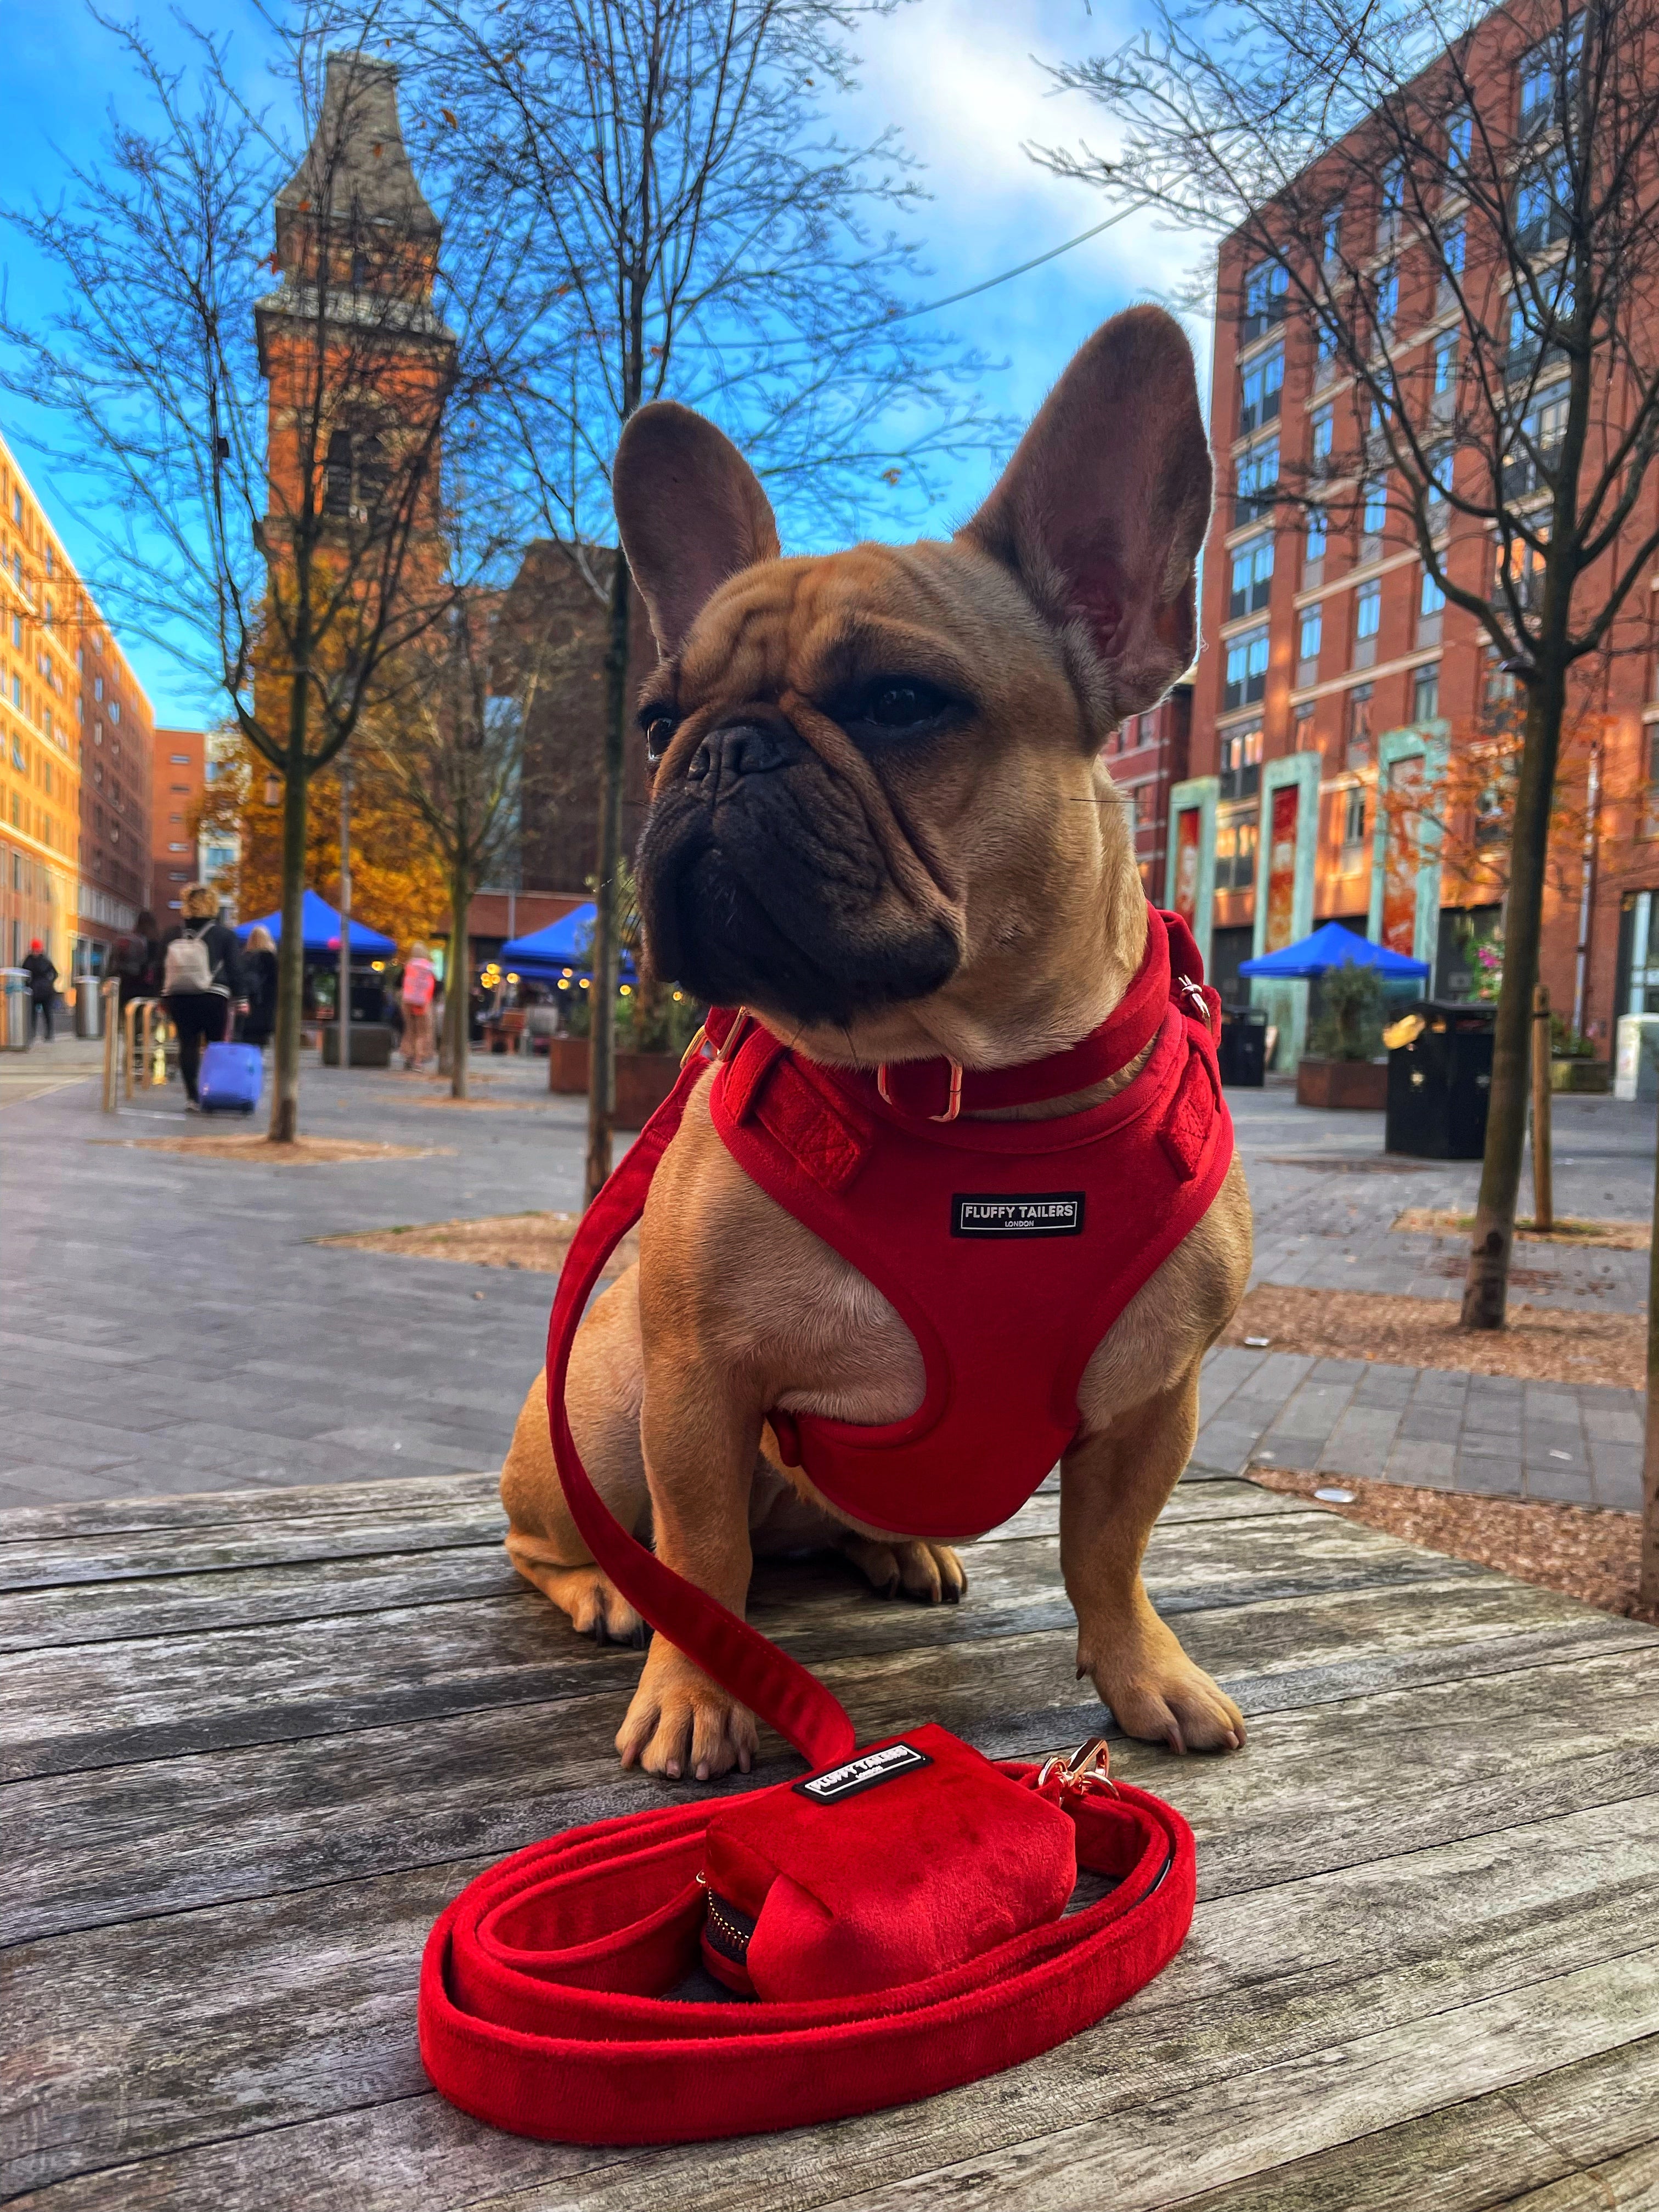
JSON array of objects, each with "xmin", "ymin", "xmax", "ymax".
[
  {"xmin": 1454, "ymin": 1450, "xmax": 1527, "ymax": 1496},
  {"xmin": 1383, "ymin": 1437, "xmax": 1459, "ymax": 1490},
  {"xmin": 1588, "ymin": 1441, "xmax": 1645, "ymax": 1512},
  {"xmin": 1522, "ymin": 1461, "xmax": 1596, "ymax": 1505},
  {"xmin": 1581, "ymin": 1403, "xmax": 1644, "ymax": 1444}
]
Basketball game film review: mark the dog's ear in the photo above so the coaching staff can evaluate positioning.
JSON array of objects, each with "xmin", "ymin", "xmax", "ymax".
[
  {"xmin": 960, "ymin": 306, "xmax": 1211, "ymax": 729},
  {"xmin": 613, "ymin": 402, "xmax": 781, "ymax": 658}
]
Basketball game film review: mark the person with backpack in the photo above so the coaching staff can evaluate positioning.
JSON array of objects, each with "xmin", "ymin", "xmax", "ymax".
[
  {"xmin": 160, "ymin": 884, "xmax": 246, "ymax": 1110},
  {"xmin": 400, "ymin": 940, "xmax": 438, "ymax": 1071},
  {"xmin": 20, "ymin": 940, "xmax": 58, "ymax": 1041}
]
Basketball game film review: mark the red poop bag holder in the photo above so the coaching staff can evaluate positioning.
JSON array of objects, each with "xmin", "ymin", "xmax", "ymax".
[{"xmin": 418, "ymin": 972, "xmax": 1201, "ymax": 2147}]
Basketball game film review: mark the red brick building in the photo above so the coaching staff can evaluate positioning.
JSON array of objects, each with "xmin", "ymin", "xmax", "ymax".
[
  {"xmin": 150, "ymin": 727, "xmax": 207, "ymax": 920},
  {"xmin": 1177, "ymin": 0, "xmax": 1659, "ymax": 1059},
  {"xmin": 1110, "ymin": 681, "xmax": 1190, "ymax": 900}
]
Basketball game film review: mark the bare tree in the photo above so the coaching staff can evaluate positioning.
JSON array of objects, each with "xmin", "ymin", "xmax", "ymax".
[
  {"xmin": 367, "ymin": 584, "xmax": 557, "ymax": 1097},
  {"xmin": 394, "ymin": 0, "xmax": 1005, "ymax": 1203},
  {"xmin": 1039, "ymin": 0, "xmax": 1659, "ymax": 1329},
  {"xmin": 0, "ymin": 19, "xmax": 506, "ymax": 1138}
]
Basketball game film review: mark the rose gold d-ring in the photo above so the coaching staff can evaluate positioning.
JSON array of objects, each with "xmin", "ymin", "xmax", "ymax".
[{"xmin": 877, "ymin": 1059, "xmax": 963, "ymax": 1124}]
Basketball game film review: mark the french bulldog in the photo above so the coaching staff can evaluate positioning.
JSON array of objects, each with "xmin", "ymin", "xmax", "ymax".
[{"xmin": 500, "ymin": 305, "xmax": 1252, "ymax": 1780}]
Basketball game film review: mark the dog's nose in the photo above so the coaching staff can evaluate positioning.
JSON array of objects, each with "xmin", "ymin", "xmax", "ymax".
[{"xmin": 687, "ymin": 720, "xmax": 789, "ymax": 788}]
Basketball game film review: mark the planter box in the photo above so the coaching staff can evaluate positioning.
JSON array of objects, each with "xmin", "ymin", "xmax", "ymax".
[
  {"xmin": 546, "ymin": 1037, "xmax": 680, "ymax": 1127},
  {"xmin": 1297, "ymin": 1056, "xmax": 1387, "ymax": 1110},
  {"xmin": 1550, "ymin": 1057, "xmax": 1612, "ymax": 1094},
  {"xmin": 321, "ymin": 1023, "xmax": 394, "ymax": 1069}
]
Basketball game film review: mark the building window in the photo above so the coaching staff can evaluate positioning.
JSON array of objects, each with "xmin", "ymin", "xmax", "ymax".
[
  {"xmin": 1347, "ymin": 683, "xmax": 1374, "ymax": 765},
  {"xmin": 1374, "ymin": 262, "xmax": 1398, "ymax": 335},
  {"xmin": 109, "ymin": 701, "xmax": 119, "ymax": 725},
  {"xmin": 1240, "ymin": 259, "xmax": 1288, "ymax": 342},
  {"xmin": 1215, "ymin": 806, "xmax": 1260, "ymax": 890},
  {"xmin": 170, "ymin": 752, "xmax": 189, "ymax": 764},
  {"xmin": 1314, "ymin": 317, "xmax": 1340, "ymax": 386},
  {"xmin": 1438, "ymin": 219, "xmax": 1466, "ymax": 297},
  {"xmin": 1224, "ymin": 626, "xmax": 1271, "ymax": 710},
  {"xmin": 1220, "ymin": 721, "xmax": 1263, "ymax": 800},
  {"xmin": 1378, "ymin": 156, "xmax": 1406, "ymax": 246},
  {"xmin": 1361, "ymin": 476, "xmax": 1388, "ymax": 541},
  {"xmin": 1342, "ymin": 784, "xmax": 1369, "ymax": 850},
  {"xmin": 1306, "ymin": 505, "xmax": 1328, "ymax": 572},
  {"xmin": 1520, "ymin": 15, "xmax": 1583, "ymax": 136},
  {"xmin": 1310, "ymin": 404, "xmax": 1334, "ymax": 474},
  {"xmin": 1353, "ymin": 580, "xmax": 1382, "ymax": 665},
  {"xmin": 1414, "ymin": 662, "xmax": 1441, "ymax": 723},
  {"xmin": 1297, "ymin": 604, "xmax": 1323, "ymax": 682},
  {"xmin": 1239, "ymin": 343, "xmax": 1284, "ymax": 436},
  {"xmin": 1322, "ymin": 202, "xmax": 1344, "ymax": 266},
  {"xmin": 1133, "ymin": 783, "xmax": 1154, "ymax": 828},
  {"xmin": 1515, "ymin": 155, "xmax": 1571, "ymax": 251},
  {"xmin": 1446, "ymin": 104, "xmax": 1473, "ymax": 174},
  {"xmin": 1418, "ymin": 566, "xmax": 1446, "ymax": 645},
  {"xmin": 1229, "ymin": 534, "xmax": 1274, "ymax": 619},
  {"xmin": 1235, "ymin": 437, "xmax": 1279, "ymax": 524},
  {"xmin": 1435, "ymin": 336, "xmax": 1458, "ymax": 391},
  {"xmin": 93, "ymin": 675, "xmax": 102, "ymax": 701},
  {"xmin": 1294, "ymin": 703, "xmax": 1321, "ymax": 753},
  {"xmin": 1505, "ymin": 383, "xmax": 1570, "ymax": 500},
  {"xmin": 1497, "ymin": 535, "xmax": 1548, "ymax": 613}
]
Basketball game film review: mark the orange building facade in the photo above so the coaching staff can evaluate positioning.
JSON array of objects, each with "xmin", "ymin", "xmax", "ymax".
[{"xmin": 1175, "ymin": 0, "xmax": 1659, "ymax": 1059}]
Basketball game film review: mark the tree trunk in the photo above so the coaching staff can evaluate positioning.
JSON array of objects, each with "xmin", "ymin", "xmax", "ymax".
[
  {"xmin": 269, "ymin": 754, "xmax": 309, "ymax": 1144},
  {"xmin": 585, "ymin": 554, "xmax": 631, "ymax": 1206},
  {"xmin": 448, "ymin": 862, "xmax": 471, "ymax": 1101},
  {"xmin": 1461, "ymin": 667, "xmax": 1566, "ymax": 1328},
  {"xmin": 1643, "ymin": 1092, "xmax": 1659, "ymax": 1615}
]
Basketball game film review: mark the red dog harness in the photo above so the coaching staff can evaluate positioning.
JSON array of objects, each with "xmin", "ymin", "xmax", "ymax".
[
  {"xmin": 712, "ymin": 906, "xmax": 1233, "ymax": 1537},
  {"xmin": 418, "ymin": 904, "xmax": 1222, "ymax": 2143}
]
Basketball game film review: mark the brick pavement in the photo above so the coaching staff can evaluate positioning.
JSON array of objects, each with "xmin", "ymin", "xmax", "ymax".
[{"xmin": 2, "ymin": 1058, "xmax": 1653, "ymax": 1514}]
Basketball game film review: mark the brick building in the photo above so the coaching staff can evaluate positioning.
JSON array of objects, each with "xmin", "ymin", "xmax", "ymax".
[
  {"xmin": 1110, "ymin": 682, "xmax": 1191, "ymax": 903},
  {"xmin": 1, "ymin": 430, "xmax": 153, "ymax": 978},
  {"xmin": 150, "ymin": 728, "xmax": 210, "ymax": 920},
  {"xmin": 1175, "ymin": 0, "xmax": 1659, "ymax": 1061}
]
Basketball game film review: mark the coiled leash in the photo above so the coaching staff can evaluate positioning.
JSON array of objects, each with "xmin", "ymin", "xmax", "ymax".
[{"xmin": 419, "ymin": 1012, "xmax": 1197, "ymax": 2145}]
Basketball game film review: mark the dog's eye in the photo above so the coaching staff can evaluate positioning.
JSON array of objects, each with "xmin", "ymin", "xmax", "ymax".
[
  {"xmin": 858, "ymin": 680, "xmax": 952, "ymax": 731},
  {"xmin": 640, "ymin": 709, "xmax": 679, "ymax": 766}
]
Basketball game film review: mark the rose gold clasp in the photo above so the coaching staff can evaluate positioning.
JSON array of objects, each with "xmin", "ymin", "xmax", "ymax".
[
  {"xmin": 876, "ymin": 1058, "xmax": 964, "ymax": 1124},
  {"xmin": 1036, "ymin": 1734, "xmax": 1118, "ymax": 1798}
]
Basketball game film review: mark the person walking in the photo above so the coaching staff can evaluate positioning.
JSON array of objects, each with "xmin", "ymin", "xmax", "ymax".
[
  {"xmin": 400, "ymin": 941, "xmax": 438, "ymax": 1071},
  {"xmin": 111, "ymin": 911, "xmax": 162, "ymax": 1011},
  {"xmin": 160, "ymin": 885, "xmax": 246, "ymax": 1110},
  {"xmin": 239, "ymin": 924, "xmax": 279, "ymax": 1049},
  {"xmin": 21, "ymin": 940, "xmax": 58, "ymax": 1042}
]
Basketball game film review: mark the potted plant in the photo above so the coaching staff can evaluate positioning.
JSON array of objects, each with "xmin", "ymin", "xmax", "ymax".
[
  {"xmin": 1548, "ymin": 1012, "xmax": 1612, "ymax": 1094},
  {"xmin": 1297, "ymin": 958, "xmax": 1389, "ymax": 1109}
]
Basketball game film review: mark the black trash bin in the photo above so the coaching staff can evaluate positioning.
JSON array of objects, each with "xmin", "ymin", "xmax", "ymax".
[
  {"xmin": 1218, "ymin": 1005, "xmax": 1268, "ymax": 1088},
  {"xmin": 1385, "ymin": 1001, "xmax": 1494, "ymax": 1159}
]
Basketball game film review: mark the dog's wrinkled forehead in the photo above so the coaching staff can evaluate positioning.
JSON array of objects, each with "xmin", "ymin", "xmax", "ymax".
[{"xmin": 667, "ymin": 540, "xmax": 1048, "ymax": 720}]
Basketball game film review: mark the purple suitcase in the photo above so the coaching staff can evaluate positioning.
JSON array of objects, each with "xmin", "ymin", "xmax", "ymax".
[{"xmin": 199, "ymin": 1041, "xmax": 263, "ymax": 1114}]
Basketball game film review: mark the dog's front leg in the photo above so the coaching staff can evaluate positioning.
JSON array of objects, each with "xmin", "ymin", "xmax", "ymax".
[
  {"xmin": 1061, "ymin": 1363, "xmax": 1245, "ymax": 1755},
  {"xmin": 614, "ymin": 1365, "xmax": 764, "ymax": 1781}
]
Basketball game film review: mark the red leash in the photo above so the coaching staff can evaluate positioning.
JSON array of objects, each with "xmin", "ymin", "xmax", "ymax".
[{"xmin": 419, "ymin": 1000, "xmax": 1198, "ymax": 2144}]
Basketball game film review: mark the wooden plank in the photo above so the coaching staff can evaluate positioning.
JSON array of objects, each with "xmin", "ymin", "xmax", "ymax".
[
  {"xmin": 0, "ymin": 1511, "xmax": 1500, "ymax": 1781},
  {"xmin": 1162, "ymin": 2036, "xmax": 1659, "ymax": 2211},
  {"xmin": 9, "ymin": 1605, "xmax": 1658, "ymax": 1963},
  {"xmin": 0, "ymin": 1470, "xmax": 504, "ymax": 1551},
  {"xmin": 0, "ymin": 1493, "xmax": 508, "ymax": 1595},
  {"xmin": 0, "ymin": 1483, "xmax": 1301, "ymax": 1650},
  {"xmin": 8, "ymin": 1796, "xmax": 1657, "ymax": 2208},
  {"xmin": 0, "ymin": 1475, "xmax": 1295, "ymax": 1600}
]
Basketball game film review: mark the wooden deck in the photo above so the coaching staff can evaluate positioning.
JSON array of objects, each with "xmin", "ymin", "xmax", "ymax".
[{"xmin": 4, "ymin": 1464, "xmax": 1659, "ymax": 2210}]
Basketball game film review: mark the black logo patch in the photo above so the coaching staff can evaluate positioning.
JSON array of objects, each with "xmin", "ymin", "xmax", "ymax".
[
  {"xmin": 794, "ymin": 1741, "xmax": 933, "ymax": 1804},
  {"xmin": 952, "ymin": 1192, "xmax": 1086, "ymax": 1238}
]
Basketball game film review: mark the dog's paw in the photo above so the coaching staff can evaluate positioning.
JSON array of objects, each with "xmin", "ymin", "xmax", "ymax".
[
  {"xmin": 842, "ymin": 1535, "xmax": 967, "ymax": 1605},
  {"xmin": 1082, "ymin": 1618, "xmax": 1245, "ymax": 1754},
  {"xmin": 617, "ymin": 1663, "xmax": 758, "ymax": 1782},
  {"xmin": 512, "ymin": 1555, "xmax": 647, "ymax": 1646}
]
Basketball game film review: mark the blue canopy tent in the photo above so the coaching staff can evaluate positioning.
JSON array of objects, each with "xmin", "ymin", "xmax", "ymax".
[
  {"xmin": 499, "ymin": 902, "xmax": 637, "ymax": 982},
  {"xmin": 235, "ymin": 889, "xmax": 396, "ymax": 958},
  {"xmin": 1239, "ymin": 920, "xmax": 1429, "ymax": 981}
]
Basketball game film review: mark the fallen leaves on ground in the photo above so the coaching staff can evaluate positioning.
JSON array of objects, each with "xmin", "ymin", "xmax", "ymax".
[
  {"xmin": 318, "ymin": 1211, "xmax": 641, "ymax": 1274},
  {"xmin": 1393, "ymin": 1206, "xmax": 1650, "ymax": 1249},
  {"xmin": 98, "ymin": 1135, "xmax": 448, "ymax": 1164},
  {"xmin": 1226, "ymin": 1282, "xmax": 1645, "ymax": 1386},
  {"xmin": 1248, "ymin": 1463, "xmax": 1657, "ymax": 1624}
]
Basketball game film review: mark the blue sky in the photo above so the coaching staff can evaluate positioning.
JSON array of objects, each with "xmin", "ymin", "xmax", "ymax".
[{"xmin": 0, "ymin": 0, "xmax": 1211, "ymax": 726}]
